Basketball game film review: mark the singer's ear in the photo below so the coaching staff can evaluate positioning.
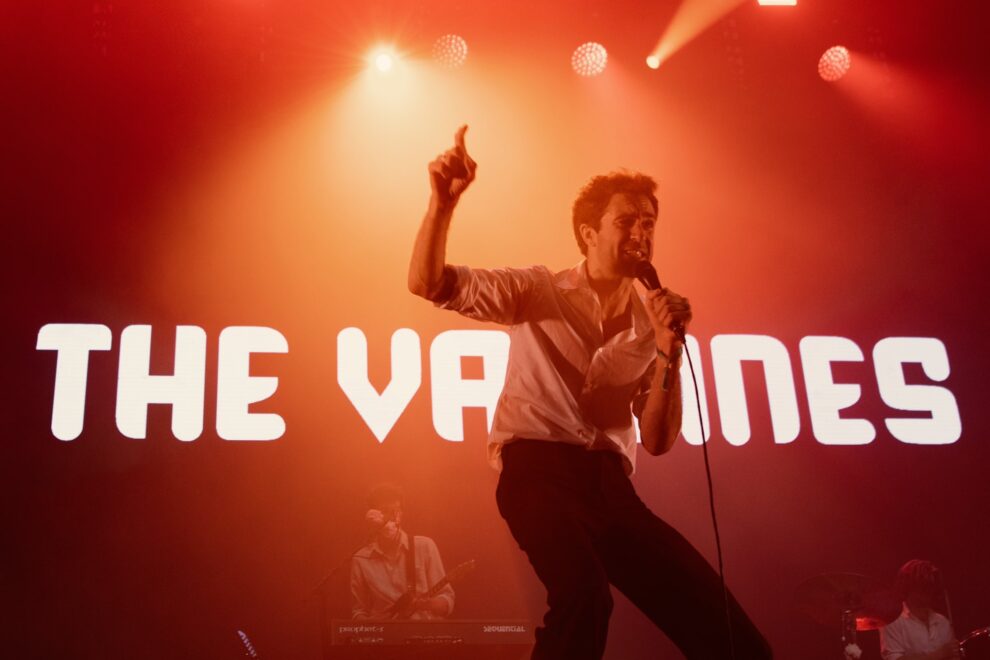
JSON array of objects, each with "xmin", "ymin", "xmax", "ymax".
[{"xmin": 579, "ymin": 223, "xmax": 598, "ymax": 251}]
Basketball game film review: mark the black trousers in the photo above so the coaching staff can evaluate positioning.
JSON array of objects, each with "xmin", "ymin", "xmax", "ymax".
[{"xmin": 496, "ymin": 440, "xmax": 772, "ymax": 660}]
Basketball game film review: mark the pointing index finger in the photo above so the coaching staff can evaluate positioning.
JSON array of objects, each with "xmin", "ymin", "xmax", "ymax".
[{"xmin": 454, "ymin": 124, "xmax": 469, "ymax": 155}]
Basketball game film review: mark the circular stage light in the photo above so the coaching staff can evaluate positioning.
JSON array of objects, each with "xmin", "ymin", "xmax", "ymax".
[
  {"xmin": 370, "ymin": 48, "xmax": 396, "ymax": 73},
  {"xmin": 433, "ymin": 34, "xmax": 468, "ymax": 69},
  {"xmin": 646, "ymin": 54, "xmax": 661, "ymax": 70},
  {"xmin": 818, "ymin": 45, "xmax": 851, "ymax": 82},
  {"xmin": 375, "ymin": 53, "xmax": 393, "ymax": 72},
  {"xmin": 571, "ymin": 42, "xmax": 608, "ymax": 77}
]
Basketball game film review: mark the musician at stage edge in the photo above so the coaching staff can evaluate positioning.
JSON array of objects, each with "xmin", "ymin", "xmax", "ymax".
[{"xmin": 880, "ymin": 560, "xmax": 960, "ymax": 660}]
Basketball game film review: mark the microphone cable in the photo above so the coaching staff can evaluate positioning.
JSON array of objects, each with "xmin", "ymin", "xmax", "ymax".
[
  {"xmin": 682, "ymin": 339, "xmax": 736, "ymax": 660},
  {"xmin": 635, "ymin": 262, "xmax": 736, "ymax": 660}
]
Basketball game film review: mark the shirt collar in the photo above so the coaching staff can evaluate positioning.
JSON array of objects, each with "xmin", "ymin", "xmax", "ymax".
[
  {"xmin": 555, "ymin": 260, "xmax": 654, "ymax": 339},
  {"xmin": 369, "ymin": 530, "xmax": 409, "ymax": 558},
  {"xmin": 553, "ymin": 260, "xmax": 589, "ymax": 290},
  {"xmin": 901, "ymin": 602, "xmax": 937, "ymax": 625}
]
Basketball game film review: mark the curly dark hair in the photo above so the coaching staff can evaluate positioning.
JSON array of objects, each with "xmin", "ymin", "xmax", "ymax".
[
  {"xmin": 571, "ymin": 171, "xmax": 659, "ymax": 255},
  {"xmin": 366, "ymin": 483, "xmax": 404, "ymax": 510},
  {"xmin": 895, "ymin": 559, "xmax": 940, "ymax": 603}
]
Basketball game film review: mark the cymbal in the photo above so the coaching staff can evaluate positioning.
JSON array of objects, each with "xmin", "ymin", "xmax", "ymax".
[{"xmin": 794, "ymin": 573, "xmax": 901, "ymax": 631}]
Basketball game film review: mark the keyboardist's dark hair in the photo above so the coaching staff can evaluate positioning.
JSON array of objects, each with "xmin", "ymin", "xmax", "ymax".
[{"xmin": 366, "ymin": 483, "xmax": 404, "ymax": 510}]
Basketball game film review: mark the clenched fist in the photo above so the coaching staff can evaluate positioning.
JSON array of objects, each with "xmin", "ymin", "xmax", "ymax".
[{"xmin": 644, "ymin": 287, "xmax": 691, "ymax": 350}]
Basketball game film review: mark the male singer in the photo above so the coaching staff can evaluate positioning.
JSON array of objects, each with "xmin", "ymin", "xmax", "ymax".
[{"xmin": 408, "ymin": 125, "xmax": 771, "ymax": 659}]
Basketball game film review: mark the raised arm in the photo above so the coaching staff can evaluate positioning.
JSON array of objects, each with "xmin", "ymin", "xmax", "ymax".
[{"xmin": 408, "ymin": 125, "xmax": 477, "ymax": 301}]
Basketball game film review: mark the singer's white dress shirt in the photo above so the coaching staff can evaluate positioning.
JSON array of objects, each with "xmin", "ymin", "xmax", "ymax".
[{"xmin": 437, "ymin": 260, "xmax": 657, "ymax": 475}]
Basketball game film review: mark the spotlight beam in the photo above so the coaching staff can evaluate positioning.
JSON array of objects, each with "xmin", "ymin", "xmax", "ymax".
[{"xmin": 650, "ymin": 0, "xmax": 748, "ymax": 68}]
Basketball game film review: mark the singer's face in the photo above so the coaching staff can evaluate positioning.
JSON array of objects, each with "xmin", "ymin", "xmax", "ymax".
[{"xmin": 585, "ymin": 192, "xmax": 657, "ymax": 279}]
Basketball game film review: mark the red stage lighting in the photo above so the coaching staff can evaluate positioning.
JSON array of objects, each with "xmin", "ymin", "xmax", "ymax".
[
  {"xmin": 433, "ymin": 34, "xmax": 468, "ymax": 69},
  {"xmin": 818, "ymin": 45, "xmax": 851, "ymax": 81},
  {"xmin": 571, "ymin": 42, "xmax": 608, "ymax": 77},
  {"xmin": 757, "ymin": 0, "xmax": 797, "ymax": 5}
]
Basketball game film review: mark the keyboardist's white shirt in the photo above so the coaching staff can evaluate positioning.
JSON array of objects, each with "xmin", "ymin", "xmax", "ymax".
[{"xmin": 350, "ymin": 531, "xmax": 455, "ymax": 620}]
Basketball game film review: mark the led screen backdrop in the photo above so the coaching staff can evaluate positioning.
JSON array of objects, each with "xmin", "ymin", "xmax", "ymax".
[{"xmin": 5, "ymin": 1, "xmax": 989, "ymax": 658}]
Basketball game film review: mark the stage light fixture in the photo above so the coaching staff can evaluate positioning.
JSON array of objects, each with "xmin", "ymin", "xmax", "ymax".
[
  {"xmin": 646, "ymin": 54, "xmax": 661, "ymax": 70},
  {"xmin": 374, "ymin": 53, "xmax": 394, "ymax": 72},
  {"xmin": 433, "ymin": 34, "xmax": 468, "ymax": 69},
  {"xmin": 757, "ymin": 0, "xmax": 797, "ymax": 5},
  {"xmin": 571, "ymin": 42, "xmax": 608, "ymax": 77},
  {"xmin": 818, "ymin": 45, "xmax": 851, "ymax": 82},
  {"xmin": 369, "ymin": 47, "xmax": 397, "ymax": 73}
]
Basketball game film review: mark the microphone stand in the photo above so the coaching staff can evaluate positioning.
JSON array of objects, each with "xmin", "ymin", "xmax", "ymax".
[{"xmin": 310, "ymin": 546, "xmax": 367, "ymax": 660}]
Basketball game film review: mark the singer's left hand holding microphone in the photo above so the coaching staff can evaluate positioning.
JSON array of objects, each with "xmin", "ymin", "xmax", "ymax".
[{"xmin": 644, "ymin": 288, "xmax": 691, "ymax": 355}]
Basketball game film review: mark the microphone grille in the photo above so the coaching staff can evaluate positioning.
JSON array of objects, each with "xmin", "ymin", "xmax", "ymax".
[{"xmin": 634, "ymin": 261, "xmax": 661, "ymax": 290}]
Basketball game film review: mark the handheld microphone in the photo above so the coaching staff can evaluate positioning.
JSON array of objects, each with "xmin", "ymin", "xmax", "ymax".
[
  {"xmin": 634, "ymin": 260, "xmax": 663, "ymax": 291},
  {"xmin": 634, "ymin": 261, "xmax": 685, "ymax": 341}
]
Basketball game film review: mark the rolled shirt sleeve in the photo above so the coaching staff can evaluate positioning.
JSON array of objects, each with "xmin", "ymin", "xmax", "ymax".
[{"xmin": 435, "ymin": 265, "xmax": 543, "ymax": 326}]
